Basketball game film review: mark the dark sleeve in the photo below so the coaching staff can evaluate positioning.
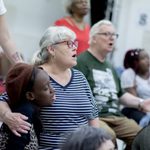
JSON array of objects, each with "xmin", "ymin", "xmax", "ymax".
[
  {"xmin": 6, "ymin": 103, "xmax": 34, "ymax": 150},
  {"xmin": 132, "ymin": 125, "xmax": 150, "ymax": 150},
  {"xmin": 6, "ymin": 131, "xmax": 30, "ymax": 150}
]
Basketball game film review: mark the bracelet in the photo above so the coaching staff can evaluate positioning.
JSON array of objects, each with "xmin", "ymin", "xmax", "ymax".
[{"xmin": 138, "ymin": 99, "xmax": 144, "ymax": 111}]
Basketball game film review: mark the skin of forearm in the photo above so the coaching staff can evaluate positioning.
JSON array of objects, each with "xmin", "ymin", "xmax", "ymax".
[
  {"xmin": 0, "ymin": 101, "xmax": 11, "ymax": 122},
  {"xmin": 89, "ymin": 117, "xmax": 100, "ymax": 128},
  {"xmin": 0, "ymin": 15, "xmax": 23, "ymax": 64},
  {"xmin": 1, "ymin": 40, "xmax": 23, "ymax": 64},
  {"xmin": 119, "ymin": 92, "xmax": 141, "ymax": 109}
]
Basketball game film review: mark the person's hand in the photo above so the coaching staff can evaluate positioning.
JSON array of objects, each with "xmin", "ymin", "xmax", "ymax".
[
  {"xmin": 140, "ymin": 99, "xmax": 150, "ymax": 112},
  {"xmin": 3, "ymin": 111, "xmax": 31, "ymax": 137}
]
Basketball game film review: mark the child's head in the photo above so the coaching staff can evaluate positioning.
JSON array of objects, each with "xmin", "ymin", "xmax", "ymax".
[
  {"xmin": 5, "ymin": 63, "xmax": 55, "ymax": 108},
  {"xmin": 124, "ymin": 48, "xmax": 150, "ymax": 74}
]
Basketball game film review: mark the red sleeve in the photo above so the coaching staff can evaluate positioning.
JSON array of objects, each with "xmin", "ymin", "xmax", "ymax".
[{"xmin": 54, "ymin": 17, "xmax": 71, "ymax": 27}]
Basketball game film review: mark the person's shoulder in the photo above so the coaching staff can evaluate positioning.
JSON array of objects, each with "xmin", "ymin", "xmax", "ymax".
[
  {"xmin": 15, "ymin": 102, "xmax": 34, "ymax": 118},
  {"xmin": 77, "ymin": 50, "xmax": 90, "ymax": 62},
  {"xmin": 54, "ymin": 16, "xmax": 70, "ymax": 26},
  {"xmin": 85, "ymin": 23, "xmax": 90, "ymax": 29},
  {"xmin": 72, "ymin": 68, "xmax": 86, "ymax": 78},
  {"xmin": 121, "ymin": 68, "xmax": 135, "ymax": 77},
  {"xmin": 72, "ymin": 68, "xmax": 83, "ymax": 75},
  {"xmin": 104, "ymin": 60, "xmax": 114, "ymax": 68},
  {"xmin": 55, "ymin": 17, "xmax": 66, "ymax": 22}
]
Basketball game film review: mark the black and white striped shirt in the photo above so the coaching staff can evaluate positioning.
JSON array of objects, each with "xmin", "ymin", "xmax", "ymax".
[
  {"xmin": 0, "ymin": 69, "xmax": 98, "ymax": 150},
  {"xmin": 39, "ymin": 69, "xmax": 98, "ymax": 150}
]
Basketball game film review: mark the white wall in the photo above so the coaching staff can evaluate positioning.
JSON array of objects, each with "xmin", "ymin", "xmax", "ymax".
[
  {"xmin": 6, "ymin": 0, "xmax": 149, "ymax": 68},
  {"xmin": 113, "ymin": 0, "xmax": 150, "ymax": 68},
  {"xmin": 4, "ymin": 0, "xmax": 90, "ymax": 62}
]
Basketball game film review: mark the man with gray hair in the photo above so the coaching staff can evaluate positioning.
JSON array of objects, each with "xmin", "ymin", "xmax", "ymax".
[{"xmin": 75, "ymin": 19, "xmax": 150, "ymax": 150}]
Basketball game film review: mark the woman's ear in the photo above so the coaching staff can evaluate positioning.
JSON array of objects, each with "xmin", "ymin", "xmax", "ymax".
[
  {"xmin": 47, "ymin": 45, "xmax": 54, "ymax": 53},
  {"xmin": 26, "ymin": 91, "xmax": 35, "ymax": 101},
  {"xmin": 47, "ymin": 45, "xmax": 56, "ymax": 58},
  {"xmin": 92, "ymin": 36, "xmax": 97, "ymax": 43}
]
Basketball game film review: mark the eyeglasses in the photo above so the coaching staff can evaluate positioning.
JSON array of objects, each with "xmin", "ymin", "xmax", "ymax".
[
  {"xmin": 52, "ymin": 40, "xmax": 78, "ymax": 49},
  {"xmin": 97, "ymin": 32, "xmax": 119, "ymax": 39}
]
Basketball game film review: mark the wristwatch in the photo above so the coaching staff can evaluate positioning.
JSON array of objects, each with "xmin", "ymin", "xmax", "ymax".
[{"xmin": 138, "ymin": 98, "xmax": 144, "ymax": 111}]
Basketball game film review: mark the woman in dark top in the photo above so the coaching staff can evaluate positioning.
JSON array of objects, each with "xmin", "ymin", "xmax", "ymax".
[{"xmin": 1, "ymin": 63, "xmax": 55, "ymax": 150}]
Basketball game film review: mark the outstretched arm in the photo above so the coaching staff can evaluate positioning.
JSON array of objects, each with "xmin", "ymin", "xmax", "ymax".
[{"xmin": 0, "ymin": 14, "xmax": 23, "ymax": 64}]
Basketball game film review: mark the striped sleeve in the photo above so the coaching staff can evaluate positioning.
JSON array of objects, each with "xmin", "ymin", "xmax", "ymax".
[
  {"xmin": 80, "ymin": 72, "xmax": 98, "ymax": 119},
  {"xmin": 0, "ymin": 92, "xmax": 9, "ymax": 102}
]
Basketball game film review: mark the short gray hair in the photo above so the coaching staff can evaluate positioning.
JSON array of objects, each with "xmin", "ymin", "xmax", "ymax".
[
  {"xmin": 32, "ymin": 26, "xmax": 76, "ymax": 65},
  {"xmin": 89, "ymin": 20, "xmax": 113, "ymax": 44}
]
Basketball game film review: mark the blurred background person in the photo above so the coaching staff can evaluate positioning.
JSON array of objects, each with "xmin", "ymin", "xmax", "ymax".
[
  {"xmin": 121, "ymin": 49, "xmax": 150, "ymax": 127},
  {"xmin": 132, "ymin": 123, "xmax": 150, "ymax": 150},
  {"xmin": 54, "ymin": 0, "xmax": 90, "ymax": 55},
  {"xmin": 61, "ymin": 126, "xmax": 115, "ymax": 150},
  {"xmin": 75, "ymin": 19, "xmax": 150, "ymax": 150},
  {"xmin": 0, "ymin": 63, "xmax": 55, "ymax": 150}
]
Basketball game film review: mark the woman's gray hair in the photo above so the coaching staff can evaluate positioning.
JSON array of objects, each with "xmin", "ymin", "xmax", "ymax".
[
  {"xmin": 32, "ymin": 26, "xmax": 76, "ymax": 65},
  {"xmin": 89, "ymin": 20, "xmax": 113, "ymax": 44},
  {"xmin": 62, "ymin": 126, "xmax": 113, "ymax": 150}
]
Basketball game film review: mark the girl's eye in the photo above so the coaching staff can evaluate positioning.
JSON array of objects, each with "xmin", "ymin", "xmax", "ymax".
[
  {"xmin": 44, "ymin": 87, "xmax": 48, "ymax": 91},
  {"xmin": 43, "ymin": 84, "xmax": 49, "ymax": 91}
]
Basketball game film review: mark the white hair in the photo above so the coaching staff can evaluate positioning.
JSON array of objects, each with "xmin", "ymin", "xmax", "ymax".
[
  {"xmin": 32, "ymin": 26, "xmax": 76, "ymax": 65},
  {"xmin": 89, "ymin": 20, "xmax": 113, "ymax": 44}
]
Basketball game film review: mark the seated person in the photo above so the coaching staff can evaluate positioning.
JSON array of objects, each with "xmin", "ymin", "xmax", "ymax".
[
  {"xmin": 0, "ymin": 26, "xmax": 99, "ymax": 150},
  {"xmin": 75, "ymin": 19, "xmax": 150, "ymax": 150},
  {"xmin": 61, "ymin": 126, "xmax": 115, "ymax": 150},
  {"xmin": 121, "ymin": 49, "xmax": 150, "ymax": 127},
  {"xmin": 132, "ymin": 124, "xmax": 150, "ymax": 150},
  {"xmin": 0, "ymin": 63, "xmax": 55, "ymax": 150}
]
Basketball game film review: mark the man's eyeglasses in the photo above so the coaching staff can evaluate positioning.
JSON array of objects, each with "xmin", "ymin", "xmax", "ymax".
[
  {"xmin": 97, "ymin": 32, "xmax": 119, "ymax": 39},
  {"xmin": 52, "ymin": 40, "xmax": 78, "ymax": 49}
]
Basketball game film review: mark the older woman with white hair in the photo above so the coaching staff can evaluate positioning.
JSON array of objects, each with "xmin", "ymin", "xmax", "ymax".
[{"xmin": 0, "ymin": 26, "xmax": 99, "ymax": 150}]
